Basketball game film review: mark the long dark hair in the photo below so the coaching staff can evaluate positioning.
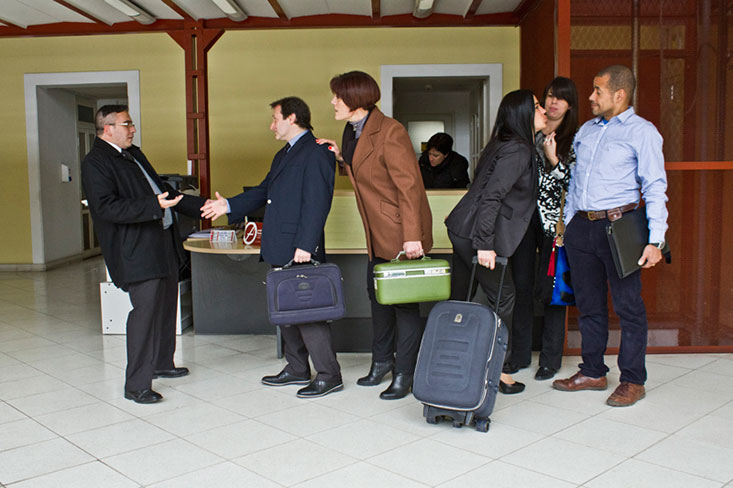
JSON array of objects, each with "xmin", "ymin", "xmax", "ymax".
[
  {"xmin": 542, "ymin": 77, "xmax": 578, "ymax": 160},
  {"xmin": 489, "ymin": 89, "xmax": 536, "ymax": 148}
]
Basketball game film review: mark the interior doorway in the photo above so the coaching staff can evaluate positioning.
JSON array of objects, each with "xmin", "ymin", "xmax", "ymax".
[
  {"xmin": 24, "ymin": 71, "xmax": 139, "ymax": 267},
  {"xmin": 381, "ymin": 64, "xmax": 502, "ymax": 178}
]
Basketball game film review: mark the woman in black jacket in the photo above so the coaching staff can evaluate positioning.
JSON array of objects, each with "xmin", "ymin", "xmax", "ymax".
[
  {"xmin": 445, "ymin": 89, "xmax": 547, "ymax": 394},
  {"xmin": 418, "ymin": 132, "xmax": 470, "ymax": 189}
]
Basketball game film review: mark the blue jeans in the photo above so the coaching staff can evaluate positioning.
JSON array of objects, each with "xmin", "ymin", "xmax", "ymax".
[{"xmin": 564, "ymin": 215, "xmax": 648, "ymax": 385}]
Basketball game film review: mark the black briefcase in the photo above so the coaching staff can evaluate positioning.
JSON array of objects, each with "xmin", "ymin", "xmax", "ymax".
[
  {"xmin": 606, "ymin": 208, "xmax": 669, "ymax": 279},
  {"xmin": 266, "ymin": 260, "xmax": 345, "ymax": 326}
]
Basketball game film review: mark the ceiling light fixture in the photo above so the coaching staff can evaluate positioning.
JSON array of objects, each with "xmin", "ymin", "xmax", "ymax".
[
  {"xmin": 210, "ymin": 0, "xmax": 248, "ymax": 22},
  {"xmin": 103, "ymin": 0, "xmax": 156, "ymax": 25},
  {"xmin": 413, "ymin": 0, "xmax": 435, "ymax": 19}
]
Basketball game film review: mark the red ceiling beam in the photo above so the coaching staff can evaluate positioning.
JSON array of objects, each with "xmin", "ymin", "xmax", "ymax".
[
  {"xmin": 52, "ymin": 0, "xmax": 106, "ymax": 24},
  {"xmin": 465, "ymin": 0, "xmax": 482, "ymax": 19},
  {"xmin": 267, "ymin": 0, "xmax": 289, "ymax": 21},
  {"xmin": 161, "ymin": 0, "xmax": 195, "ymax": 21},
  {"xmin": 513, "ymin": 0, "xmax": 542, "ymax": 23},
  {"xmin": 371, "ymin": 0, "xmax": 380, "ymax": 19}
]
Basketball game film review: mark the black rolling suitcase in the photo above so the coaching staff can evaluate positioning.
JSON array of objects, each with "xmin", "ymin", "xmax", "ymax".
[{"xmin": 413, "ymin": 256, "xmax": 509, "ymax": 433}]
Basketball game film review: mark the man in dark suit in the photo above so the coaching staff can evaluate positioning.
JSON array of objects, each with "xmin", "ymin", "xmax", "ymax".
[
  {"xmin": 82, "ymin": 105, "xmax": 207, "ymax": 404},
  {"xmin": 201, "ymin": 96, "xmax": 342, "ymax": 398}
]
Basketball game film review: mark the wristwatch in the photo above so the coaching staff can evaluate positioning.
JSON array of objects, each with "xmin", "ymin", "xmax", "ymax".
[{"xmin": 650, "ymin": 242, "xmax": 665, "ymax": 250}]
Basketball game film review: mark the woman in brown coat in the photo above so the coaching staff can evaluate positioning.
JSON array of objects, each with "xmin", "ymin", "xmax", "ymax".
[{"xmin": 318, "ymin": 71, "xmax": 433, "ymax": 400}]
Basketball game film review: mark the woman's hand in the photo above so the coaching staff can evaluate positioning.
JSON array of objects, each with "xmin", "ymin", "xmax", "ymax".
[
  {"xmin": 316, "ymin": 138, "xmax": 344, "ymax": 163},
  {"xmin": 543, "ymin": 131, "xmax": 559, "ymax": 167},
  {"xmin": 477, "ymin": 249, "xmax": 497, "ymax": 269},
  {"xmin": 403, "ymin": 241, "xmax": 424, "ymax": 259}
]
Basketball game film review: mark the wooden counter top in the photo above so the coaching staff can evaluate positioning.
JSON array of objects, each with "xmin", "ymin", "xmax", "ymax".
[{"xmin": 183, "ymin": 238, "xmax": 451, "ymax": 255}]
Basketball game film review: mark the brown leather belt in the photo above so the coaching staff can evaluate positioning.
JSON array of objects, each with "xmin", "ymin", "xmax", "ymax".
[{"xmin": 576, "ymin": 203, "xmax": 637, "ymax": 222}]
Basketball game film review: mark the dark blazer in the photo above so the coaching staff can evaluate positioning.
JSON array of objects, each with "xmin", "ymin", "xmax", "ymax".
[
  {"xmin": 341, "ymin": 108, "xmax": 433, "ymax": 260},
  {"xmin": 445, "ymin": 138, "xmax": 538, "ymax": 257},
  {"xmin": 228, "ymin": 130, "xmax": 335, "ymax": 266},
  {"xmin": 81, "ymin": 137, "xmax": 206, "ymax": 291},
  {"xmin": 419, "ymin": 151, "xmax": 470, "ymax": 189}
]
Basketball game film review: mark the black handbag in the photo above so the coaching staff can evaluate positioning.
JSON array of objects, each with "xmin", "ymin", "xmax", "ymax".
[{"xmin": 266, "ymin": 260, "xmax": 346, "ymax": 326}]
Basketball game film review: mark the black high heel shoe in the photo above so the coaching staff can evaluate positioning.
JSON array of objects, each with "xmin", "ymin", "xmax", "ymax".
[
  {"xmin": 356, "ymin": 360, "xmax": 394, "ymax": 386},
  {"xmin": 499, "ymin": 380, "xmax": 525, "ymax": 394},
  {"xmin": 379, "ymin": 373, "xmax": 413, "ymax": 400}
]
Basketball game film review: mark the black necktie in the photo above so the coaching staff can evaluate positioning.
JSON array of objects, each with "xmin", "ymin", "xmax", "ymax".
[
  {"xmin": 285, "ymin": 143, "xmax": 291, "ymax": 153},
  {"xmin": 120, "ymin": 150, "xmax": 134, "ymax": 161}
]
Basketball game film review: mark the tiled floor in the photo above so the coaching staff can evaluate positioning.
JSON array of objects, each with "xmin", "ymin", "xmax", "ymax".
[{"xmin": 1, "ymin": 257, "xmax": 732, "ymax": 487}]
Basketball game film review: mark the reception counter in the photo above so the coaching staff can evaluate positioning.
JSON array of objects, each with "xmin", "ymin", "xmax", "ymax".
[{"xmin": 183, "ymin": 189, "xmax": 463, "ymax": 351}]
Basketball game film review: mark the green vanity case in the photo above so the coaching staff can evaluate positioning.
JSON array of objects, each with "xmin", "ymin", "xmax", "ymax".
[{"xmin": 373, "ymin": 255, "xmax": 451, "ymax": 305}]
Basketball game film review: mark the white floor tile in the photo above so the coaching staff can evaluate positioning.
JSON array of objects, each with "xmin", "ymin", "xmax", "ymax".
[
  {"xmin": 438, "ymin": 460, "xmax": 575, "ymax": 488},
  {"xmin": 257, "ymin": 402, "xmax": 359, "ymax": 437},
  {"xmin": 670, "ymin": 370, "xmax": 733, "ymax": 393},
  {"xmin": 183, "ymin": 419, "xmax": 296, "ymax": 459},
  {"xmin": 311, "ymin": 381, "xmax": 408, "ymax": 418},
  {"xmin": 307, "ymin": 418, "xmax": 420, "ymax": 459},
  {"xmin": 8, "ymin": 461, "xmax": 138, "ymax": 488},
  {"xmin": 213, "ymin": 387, "xmax": 304, "ymax": 418},
  {"xmin": 636, "ymin": 436, "xmax": 733, "ymax": 482},
  {"xmin": 103, "ymin": 438, "xmax": 223, "ymax": 486},
  {"xmin": 234, "ymin": 438, "xmax": 356, "ymax": 486},
  {"xmin": 35, "ymin": 401, "xmax": 133, "ymax": 436},
  {"xmin": 368, "ymin": 438, "xmax": 489, "ymax": 486},
  {"xmin": 675, "ymin": 415, "xmax": 733, "ymax": 450},
  {"xmin": 0, "ymin": 418, "xmax": 57, "ymax": 451},
  {"xmin": 66, "ymin": 418, "xmax": 175, "ymax": 458},
  {"xmin": 0, "ymin": 401, "xmax": 26, "ymax": 424},
  {"xmin": 489, "ymin": 400, "xmax": 589, "ymax": 435},
  {"xmin": 0, "ymin": 438, "xmax": 92, "ymax": 484},
  {"xmin": 529, "ymin": 387, "xmax": 614, "ymax": 415},
  {"xmin": 585, "ymin": 459, "xmax": 723, "ymax": 488},
  {"xmin": 711, "ymin": 401, "xmax": 733, "ymax": 421},
  {"xmin": 501, "ymin": 437, "xmax": 625, "ymax": 485},
  {"xmin": 149, "ymin": 462, "xmax": 280, "ymax": 488},
  {"xmin": 699, "ymin": 358, "xmax": 733, "ymax": 377},
  {"xmin": 646, "ymin": 354, "xmax": 719, "ymax": 370},
  {"xmin": 0, "ymin": 374, "xmax": 69, "ymax": 401},
  {"xmin": 168, "ymin": 373, "xmax": 258, "ymax": 401},
  {"xmin": 553, "ymin": 416, "xmax": 667, "ymax": 456},
  {"xmin": 294, "ymin": 461, "xmax": 429, "ymax": 488},
  {"xmin": 429, "ymin": 421, "xmax": 544, "ymax": 459}
]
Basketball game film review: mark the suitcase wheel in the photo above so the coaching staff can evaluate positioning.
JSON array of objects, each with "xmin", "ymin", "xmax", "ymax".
[
  {"xmin": 474, "ymin": 418, "xmax": 491, "ymax": 433},
  {"xmin": 426, "ymin": 416, "xmax": 439, "ymax": 425},
  {"xmin": 452, "ymin": 420, "xmax": 464, "ymax": 428}
]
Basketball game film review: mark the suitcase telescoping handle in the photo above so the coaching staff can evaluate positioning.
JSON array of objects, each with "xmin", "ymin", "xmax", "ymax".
[
  {"xmin": 470, "ymin": 255, "xmax": 508, "ymax": 314},
  {"xmin": 280, "ymin": 258, "xmax": 321, "ymax": 269}
]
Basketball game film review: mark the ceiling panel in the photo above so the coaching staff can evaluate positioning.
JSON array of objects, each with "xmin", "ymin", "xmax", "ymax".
[
  {"xmin": 65, "ymin": 0, "xmax": 138, "ymax": 24},
  {"xmin": 19, "ymin": 0, "xmax": 94, "ymax": 23},
  {"xmin": 238, "ymin": 0, "xmax": 278, "ymax": 18},
  {"xmin": 324, "ymin": 0, "xmax": 372, "ymax": 16},
  {"xmin": 476, "ymin": 0, "xmax": 522, "ymax": 15},
  {"xmin": 278, "ymin": 0, "xmax": 328, "ymax": 18},
  {"xmin": 380, "ymin": 0, "xmax": 414, "ymax": 17},
  {"xmin": 434, "ymin": 0, "xmax": 474, "ymax": 16}
]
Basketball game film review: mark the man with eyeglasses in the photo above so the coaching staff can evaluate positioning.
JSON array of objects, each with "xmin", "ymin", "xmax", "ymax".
[{"xmin": 82, "ymin": 105, "xmax": 208, "ymax": 404}]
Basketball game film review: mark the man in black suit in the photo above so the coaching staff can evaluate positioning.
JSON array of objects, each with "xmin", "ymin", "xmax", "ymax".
[
  {"xmin": 82, "ymin": 105, "xmax": 207, "ymax": 404},
  {"xmin": 201, "ymin": 96, "xmax": 342, "ymax": 398}
]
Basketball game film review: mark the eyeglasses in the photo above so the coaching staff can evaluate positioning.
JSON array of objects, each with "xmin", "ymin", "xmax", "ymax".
[{"xmin": 109, "ymin": 121, "xmax": 135, "ymax": 128}]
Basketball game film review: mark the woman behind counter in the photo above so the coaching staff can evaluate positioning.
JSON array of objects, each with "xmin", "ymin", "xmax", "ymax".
[
  {"xmin": 418, "ymin": 132, "xmax": 470, "ymax": 189},
  {"xmin": 445, "ymin": 89, "xmax": 547, "ymax": 394},
  {"xmin": 317, "ymin": 71, "xmax": 433, "ymax": 400},
  {"xmin": 505, "ymin": 76, "xmax": 579, "ymax": 381}
]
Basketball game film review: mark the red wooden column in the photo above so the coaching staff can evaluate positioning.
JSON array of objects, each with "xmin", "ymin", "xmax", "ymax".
[
  {"xmin": 169, "ymin": 23, "xmax": 224, "ymax": 210},
  {"xmin": 556, "ymin": 0, "xmax": 570, "ymax": 77}
]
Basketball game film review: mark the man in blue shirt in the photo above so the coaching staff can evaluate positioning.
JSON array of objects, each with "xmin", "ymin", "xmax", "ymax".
[{"xmin": 552, "ymin": 65, "xmax": 668, "ymax": 407}]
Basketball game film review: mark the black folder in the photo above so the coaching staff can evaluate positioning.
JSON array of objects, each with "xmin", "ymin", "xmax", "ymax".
[{"xmin": 606, "ymin": 208, "xmax": 651, "ymax": 279}]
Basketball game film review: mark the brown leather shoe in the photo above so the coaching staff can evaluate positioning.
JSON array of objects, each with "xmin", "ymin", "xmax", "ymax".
[
  {"xmin": 552, "ymin": 372, "xmax": 608, "ymax": 391},
  {"xmin": 606, "ymin": 382, "xmax": 645, "ymax": 407}
]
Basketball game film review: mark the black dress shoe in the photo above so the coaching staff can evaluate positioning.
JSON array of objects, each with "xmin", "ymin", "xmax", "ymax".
[
  {"xmin": 261, "ymin": 370, "xmax": 311, "ymax": 386},
  {"xmin": 499, "ymin": 380, "xmax": 525, "ymax": 395},
  {"xmin": 153, "ymin": 367, "xmax": 189, "ymax": 379},
  {"xmin": 379, "ymin": 373, "xmax": 413, "ymax": 400},
  {"xmin": 535, "ymin": 366, "xmax": 557, "ymax": 381},
  {"xmin": 502, "ymin": 362, "xmax": 530, "ymax": 374},
  {"xmin": 357, "ymin": 360, "xmax": 394, "ymax": 386},
  {"xmin": 297, "ymin": 379, "xmax": 344, "ymax": 398},
  {"xmin": 124, "ymin": 389, "xmax": 163, "ymax": 404}
]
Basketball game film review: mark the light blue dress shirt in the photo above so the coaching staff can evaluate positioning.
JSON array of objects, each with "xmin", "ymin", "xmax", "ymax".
[{"xmin": 565, "ymin": 107, "xmax": 668, "ymax": 243}]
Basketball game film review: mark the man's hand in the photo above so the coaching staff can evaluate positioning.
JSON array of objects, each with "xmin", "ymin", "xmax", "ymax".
[
  {"xmin": 157, "ymin": 192, "xmax": 182, "ymax": 209},
  {"xmin": 293, "ymin": 248, "xmax": 311, "ymax": 263},
  {"xmin": 477, "ymin": 249, "xmax": 497, "ymax": 270},
  {"xmin": 200, "ymin": 191, "xmax": 228, "ymax": 220},
  {"xmin": 638, "ymin": 244, "xmax": 663, "ymax": 268},
  {"xmin": 403, "ymin": 241, "xmax": 423, "ymax": 259}
]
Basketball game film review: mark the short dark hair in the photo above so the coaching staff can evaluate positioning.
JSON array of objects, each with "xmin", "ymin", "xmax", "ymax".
[
  {"xmin": 95, "ymin": 104, "xmax": 128, "ymax": 133},
  {"xmin": 489, "ymin": 89, "xmax": 537, "ymax": 147},
  {"xmin": 329, "ymin": 71, "xmax": 380, "ymax": 111},
  {"xmin": 270, "ymin": 96, "xmax": 313, "ymax": 131},
  {"xmin": 597, "ymin": 65, "xmax": 636, "ymax": 103},
  {"xmin": 425, "ymin": 132, "xmax": 453, "ymax": 155},
  {"xmin": 542, "ymin": 77, "xmax": 579, "ymax": 161}
]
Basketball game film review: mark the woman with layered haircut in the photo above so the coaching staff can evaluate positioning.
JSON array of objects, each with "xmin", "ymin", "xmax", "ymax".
[
  {"xmin": 317, "ymin": 71, "xmax": 433, "ymax": 400},
  {"xmin": 504, "ymin": 77, "xmax": 579, "ymax": 381},
  {"xmin": 445, "ymin": 89, "xmax": 547, "ymax": 394}
]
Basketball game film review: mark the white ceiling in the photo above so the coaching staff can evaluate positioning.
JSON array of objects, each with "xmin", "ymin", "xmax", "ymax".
[{"xmin": 0, "ymin": 0, "xmax": 525, "ymax": 30}]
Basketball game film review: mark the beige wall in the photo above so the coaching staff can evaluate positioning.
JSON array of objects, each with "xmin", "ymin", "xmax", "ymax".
[{"xmin": 0, "ymin": 26, "xmax": 519, "ymax": 264}]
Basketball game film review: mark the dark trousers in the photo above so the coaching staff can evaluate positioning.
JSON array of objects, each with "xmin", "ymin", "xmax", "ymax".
[
  {"xmin": 125, "ymin": 266, "xmax": 179, "ymax": 391},
  {"xmin": 510, "ymin": 211, "xmax": 567, "ymax": 370},
  {"xmin": 366, "ymin": 258, "xmax": 424, "ymax": 375},
  {"xmin": 448, "ymin": 230, "xmax": 516, "ymax": 365},
  {"xmin": 564, "ymin": 215, "xmax": 648, "ymax": 385},
  {"xmin": 281, "ymin": 322, "xmax": 341, "ymax": 382}
]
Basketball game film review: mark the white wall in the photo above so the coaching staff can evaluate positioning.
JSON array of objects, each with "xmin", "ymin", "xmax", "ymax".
[{"xmin": 36, "ymin": 88, "xmax": 83, "ymax": 262}]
